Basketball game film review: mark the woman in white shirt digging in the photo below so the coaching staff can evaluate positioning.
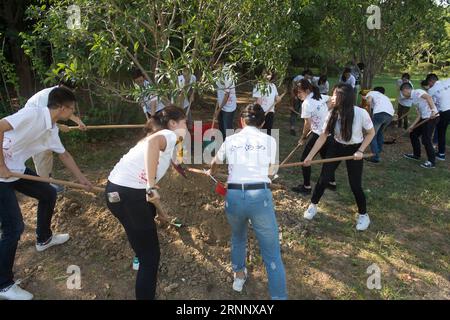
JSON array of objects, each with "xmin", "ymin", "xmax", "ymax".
[
  {"xmin": 303, "ymin": 83, "xmax": 375, "ymax": 231},
  {"xmin": 209, "ymin": 104, "xmax": 287, "ymax": 300},
  {"xmin": 106, "ymin": 106, "xmax": 187, "ymax": 300}
]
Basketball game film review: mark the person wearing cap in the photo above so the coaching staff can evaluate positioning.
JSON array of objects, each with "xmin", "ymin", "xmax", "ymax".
[{"xmin": 208, "ymin": 104, "xmax": 287, "ymax": 300}]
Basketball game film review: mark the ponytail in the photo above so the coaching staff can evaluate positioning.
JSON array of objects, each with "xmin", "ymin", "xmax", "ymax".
[{"xmin": 297, "ymin": 79, "xmax": 322, "ymax": 101}]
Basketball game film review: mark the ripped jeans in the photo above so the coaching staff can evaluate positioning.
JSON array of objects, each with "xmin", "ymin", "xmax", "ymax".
[{"xmin": 225, "ymin": 187, "xmax": 287, "ymax": 300}]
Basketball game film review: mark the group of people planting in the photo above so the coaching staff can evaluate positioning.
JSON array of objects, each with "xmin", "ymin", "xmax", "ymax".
[{"xmin": 0, "ymin": 64, "xmax": 448, "ymax": 301}]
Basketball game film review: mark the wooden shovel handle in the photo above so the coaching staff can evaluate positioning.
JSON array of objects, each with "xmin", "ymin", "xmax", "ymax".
[
  {"xmin": 67, "ymin": 124, "xmax": 145, "ymax": 130},
  {"xmin": 10, "ymin": 173, "xmax": 104, "ymax": 193},
  {"xmin": 278, "ymin": 153, "xmax": 375, "ymax": 169}
]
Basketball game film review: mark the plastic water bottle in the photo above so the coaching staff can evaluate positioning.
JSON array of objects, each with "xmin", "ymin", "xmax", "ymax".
[{"xmin": 132, "ymin": 256, "xmax": 139, "ymax": 271}]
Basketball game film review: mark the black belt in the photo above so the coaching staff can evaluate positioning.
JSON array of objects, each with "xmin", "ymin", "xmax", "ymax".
[{"xmin": 227, "ymin": 183, "xmax": 271, "ymax": 190}]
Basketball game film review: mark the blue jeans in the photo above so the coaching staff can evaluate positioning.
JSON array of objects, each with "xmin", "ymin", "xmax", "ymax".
[
  {"xmin": 218, "ymin": 110, "xmax": 235, "ymax": 139},
  {"xmin": 225, "ymin": 187, "xmax": 287, "ymax": 300},
  {"xmin": 370, "ymin": 112, "xmax": 393, "ymax": 161}
]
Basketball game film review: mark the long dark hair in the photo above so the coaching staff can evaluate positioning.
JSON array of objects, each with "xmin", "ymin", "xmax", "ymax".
[
  {"xmin": 298, "ymin": 79, "xmax": 321, "ymax": 101},
  {"xmin": 143, "ymin": 105, "xmax": 186, "ymax": 136},
  {"xmin": 318, "ymin": 75, "xmax": 327, "ymax": 86},
  {"xmin": 326, "ymin": 84, "xmax": 355, "ymax": 142}
]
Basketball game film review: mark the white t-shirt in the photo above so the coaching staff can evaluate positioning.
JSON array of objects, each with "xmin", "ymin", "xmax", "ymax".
[
  {"xmin": 140, "ymin": 80, "xmax": 165, "ymax": 115},
  {"xmin": 366, "ymin": 91, "xmax": 395, "ymax": 116},
  {"xmin": 324, "ymin": 106, "xmax": 374, "ymax": 145},
  {"xmin": 216, "ymin": 74, "xmax": 237, "ymax": 112},
  {"xmin": 341, "ymin": 74, "xmax": 356, "ymax": 88},
  {"xmin": 216, "ymin": 126, "xmax": 277, "ymax": 184},
  {"xmin": 301, "ymin": 93, "xmax": 330, "ymax": 135},
  {"xmin": 1, "ymin": 107, "xmax": 65, "ymax": 182},
  {"xmin": 108, "ymin": 129, "xmax": 177, "ymax": 189},
  {"xmin": 24, "ymin": 86, "xmax": 58, "ymax": 109},
  {"xmin": 178, "ymin": 74, "xmax": 196, "ymax": 109},
  {"xmin": 316, "ymin": 81, "xmax": 330, "ymax": 95},
  {"xmin": 428, "ymin": 79, "xmax": 450, "ymax": 113},
  {"xmin": 411, "ymin": 89, "xmax": 437, "ymax": 119},
  {"xmin": 252, "ymin": 83, "xmax": 278, "ymax": 113}
]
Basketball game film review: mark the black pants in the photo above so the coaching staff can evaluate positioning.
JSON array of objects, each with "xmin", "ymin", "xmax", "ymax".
[
  {"xmin": 311, "ymin": 140, "xmax": 367, "ymax": 214},
  {"xmin": 218, "ymin": 110, "xmax": 235, "ymax": 139},
  {"xmin": 397, "ymin": 104, "xmax": 411, "ymax": 129},
  {"xmin": 263, "ymin": 112, "xmax": 275, "ymax": 136},
  {"xmin": 0, "ymin": 168, "xmax": 56, "ymax": 289},
  {"xmin": 300, "ymin": 133, "xmax": 335, "ymax": 187},
  {"xmin": 437, "ymin": 109, "xmax": 450, "ymax": 155},
  {"xmin": 105, "ymin": 181, "xmax": 160, "ymax": 300},
  {"xmin": 410, "ymin": 118, "xmax": 437, "ymax": 164}
]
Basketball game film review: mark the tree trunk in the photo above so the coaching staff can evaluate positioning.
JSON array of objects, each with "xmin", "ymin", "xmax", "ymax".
[{"xmin": 1, "ymin": 0, "xmax": 34, "ymax": 99}]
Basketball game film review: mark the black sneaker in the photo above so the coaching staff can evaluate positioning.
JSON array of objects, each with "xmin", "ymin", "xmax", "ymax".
[
  {"xmin": 326, "ymin": 182, "xmax": 337, "ymax": 191},
  {"xmin": 435, "ymin": 153, "xmax": 446, "ymax": 161},
  {"xmin": 291, "ymin": 185, "xmax": 312, "ymax": 195},
  {"xmin": 290, "ymin": 129, "xmax": 296, "ymax": 136},
  {"xmin": 403, "ymin": 154, "xmax": 420, "ymax": 161},
  {"xmin": 420, "ymin": 161, "xmax": 435, "ymax": 169}
]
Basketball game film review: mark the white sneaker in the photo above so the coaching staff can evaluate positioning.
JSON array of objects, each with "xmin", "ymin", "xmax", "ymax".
[
  {"xmin": 36, "ymin": 234, "xmax": 70, "ymax": 252},
  {"xmin": 232, "ymin": 268, "xmax": 248, "ymax": 292},
  {"xmin": 303, "ymin": 204, "xmax": 317, "ymax": 220},
  {"xmin": 356, "ymin": 214, "xmax": 371, "ymax": 231},
  {"xmin": 0, "ymin": 281, "xmax": 33, "ymax": 300}
]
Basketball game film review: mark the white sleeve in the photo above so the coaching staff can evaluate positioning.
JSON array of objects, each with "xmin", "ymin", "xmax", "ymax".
[
  {"xmin": 49, "ymin": 129, "xmax": 66, "ymax": 154},
  {"xmin": 350, "ymin": 76, "xmax": 356, "ymax": 88},
  {"xmin": 301, "ymin": 100, "xmax": 312, "ymax": 119},
  {"xmin": 273, "ymin": 84, "xmax": 279, "ymax": 97},
  {"xmin": 216, "ymin": 139, "xmax": 227, "ymax": 162},
  {"xmin": 4, "ymin": 108, "xmax": 35, "ymax": 129},
  {"xmin": 361, "ymin": 109, "xmax": 374, "ymax": 130},
  {"xmin": 325, "ymin": 81, "xmax": 329, "ymax": 93},
  {"xmin": 270, "ymin": 136, "xmax": 277, "ymax": 165}
]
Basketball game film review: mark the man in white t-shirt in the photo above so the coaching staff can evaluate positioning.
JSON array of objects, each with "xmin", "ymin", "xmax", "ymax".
[
  {"xmin": 396, "ymin": 73, "xmax": 414, "ymax": 130},
  {"xmin": 400, "ymin": 82, "xmax": 439, "ymax": 169},
  {"xmin": 340, "ymin": 68, "xmax": 356, "ymax": 89},
  {"xmin": 177, "ymin": 68, "xmax": 196, "ymax": 128},
  {"xmin": 426, "ymin": 74, "xmax": 450, "ymax": 161},
  {"xmin": 363, "ymin": 87, "xmax": 395, "ymax": 163},
  {"xmin": 132, "ymin": 70, "xmax": 167, "ymax": 120},
  {"xmin": 24, "ymin": 82, "xmax": 87, "ymax": 191},
  {"xmin": 216, "ymin": 65, "xmax": 237, "ymax": 139},
  {"xmin": 0, "ymin": 86, "xmax": 93, "ymax": 300}
]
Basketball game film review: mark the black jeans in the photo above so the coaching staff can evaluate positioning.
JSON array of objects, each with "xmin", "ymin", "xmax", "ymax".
[
  {"xmin": 437, "ymin": 109, "xmax": 450, "ymax": 155},
  {"xmin": 0, "ymin": 168, "xmax": 56, "ymax": 289},
  {"xmin": 105, "ymin": 181, "xmax": 160, "ymax": 300},
  {"xmin": 300, "ymin": 133, "xmax": 335, "ymax": 187},
  {"xmin": 263, "ymin": 112, "xmax": 275, "ymax": 136},
  {"xmin": 397, "ymin": 104, "xmax": 411, "ymax": 129},
  {"xmin": 218, "ymin": 110, "xmax": 235, "ymax": 139},
  {"xmin": 410, "ymin": 118, "xmax": 437, "ymax": 164},
  {"xmin": 311, "ymin": 140, "xmax": 367, "ymax": 214}
]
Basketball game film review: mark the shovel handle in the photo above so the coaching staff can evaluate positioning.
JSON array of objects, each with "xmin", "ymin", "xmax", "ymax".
[
  {"xmin": 67, "ymin": 124, "xmax": 145, "ymax": 131},
  {"xmin": 278, "ymin": 153, "xmax": 375, "ymax": 169},
  {"xmin": 10, "ymin": 173, "xmax": 104, "ymax": 193}
]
